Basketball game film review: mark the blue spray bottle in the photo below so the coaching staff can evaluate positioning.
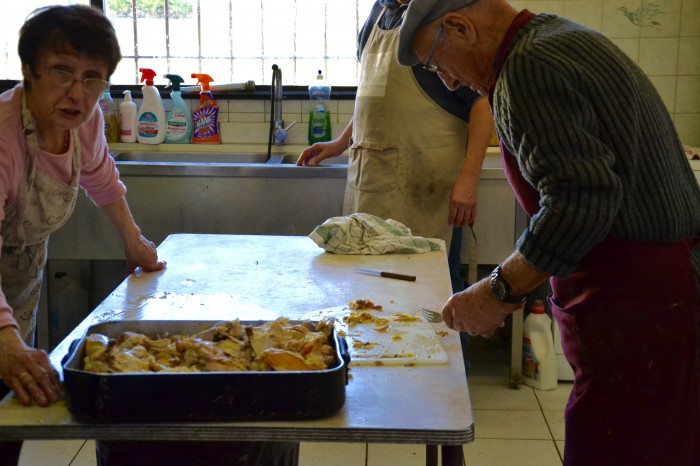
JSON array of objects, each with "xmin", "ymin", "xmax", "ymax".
[{"xmin": 164, "ymin": 74, "xmax": 193, "ymax": 144}]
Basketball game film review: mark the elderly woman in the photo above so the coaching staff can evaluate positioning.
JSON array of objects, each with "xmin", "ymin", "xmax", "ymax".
[{"xmin": 0, "ymin": 4, "xmax": 165, "ymax": 411}]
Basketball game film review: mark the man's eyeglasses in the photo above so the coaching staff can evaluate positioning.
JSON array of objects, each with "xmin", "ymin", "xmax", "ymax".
[
  {"xmin": 46, "ymin": 68, "xmax": 109, "ymax": 95},
  {"xmin": 422, "ymin": 26, "xmax": 444, "ymax": 73}
]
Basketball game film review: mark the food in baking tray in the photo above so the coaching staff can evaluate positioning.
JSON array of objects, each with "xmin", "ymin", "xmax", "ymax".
[{"xmin": 82, "ymin": 317, "xmax": 337, "ymax": 373}]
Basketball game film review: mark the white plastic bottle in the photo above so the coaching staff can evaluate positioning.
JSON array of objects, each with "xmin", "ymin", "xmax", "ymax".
[
  {"xmin": 136, "ymin": 68, "xmax": 166, "ymax": 145},
  {"xmin": 119, "ymin": 90, "xmax": 138, "ymax": 143},
  {"xmin": 522, "ymin": 299, "xmax": 558, "ymax": 390}
]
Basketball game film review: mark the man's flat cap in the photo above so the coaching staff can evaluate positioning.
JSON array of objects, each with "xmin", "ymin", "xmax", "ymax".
[{"xmin": 397, "ymin": 0, "xmax": 478, "ymax": 66}]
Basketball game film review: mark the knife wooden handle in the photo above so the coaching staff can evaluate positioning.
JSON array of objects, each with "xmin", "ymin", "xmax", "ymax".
[{"xmin": 379, "ymin": 272, "xmax": 416, "ymax": 281}]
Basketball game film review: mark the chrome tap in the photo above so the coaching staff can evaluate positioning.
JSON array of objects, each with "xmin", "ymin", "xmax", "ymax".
[
  {"xmin": 272, "ymin": 65, "xmax": 283, "ymax": 142},
  {"xmin": 269, "ymin": 65, "xmax": 296, "ymax": 147}
]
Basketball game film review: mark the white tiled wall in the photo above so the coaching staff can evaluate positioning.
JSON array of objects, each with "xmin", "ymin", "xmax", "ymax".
[
  {"xmin": 218, "ymin": 98, "xmax": 356, "ymax": 146},
  {"xmin": 511, "ymin": 0, "xmax": 700, "ymax": 146},
  {"xmin": 115, "ymin": 0, "xmax": 699, "ymax": 147}
]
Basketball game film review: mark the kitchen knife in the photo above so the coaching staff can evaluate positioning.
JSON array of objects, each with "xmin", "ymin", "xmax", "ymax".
[{"xmin": 353, "ymin": 268, "xmax": 416, "ymax": 282}]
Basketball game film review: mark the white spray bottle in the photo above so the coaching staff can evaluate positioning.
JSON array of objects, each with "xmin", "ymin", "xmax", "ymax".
[{"xmin": 136, "ymin": 68, "xmax": 166, "ymax": 144}]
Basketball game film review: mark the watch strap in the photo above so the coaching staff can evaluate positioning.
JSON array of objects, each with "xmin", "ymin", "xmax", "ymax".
[{"xmin": 490, "ymin": 265, "xmax": 527, "ymax": 304}]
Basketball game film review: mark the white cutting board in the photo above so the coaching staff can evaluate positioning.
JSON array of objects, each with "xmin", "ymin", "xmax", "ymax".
[{"xmin": 302, "ymin": 305, "xmax": 448, "ymax": 366}]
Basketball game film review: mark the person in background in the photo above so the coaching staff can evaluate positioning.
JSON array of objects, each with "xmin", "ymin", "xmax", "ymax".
[
  {"xmin": 297, "ymin": 0, "xmax": 494, "ymax": 367},
  {"xmin": 0, "ymin": 5, "xmax": 166, "ymax": 465},
  {"xmin": 397, "ymin": 1, "xmax": 700, "ymax": 465}
]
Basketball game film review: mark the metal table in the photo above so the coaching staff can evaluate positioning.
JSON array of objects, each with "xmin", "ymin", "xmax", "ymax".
[{"xmin": 1, "ymin": 234, "xmax": 473, "ymax": 466}]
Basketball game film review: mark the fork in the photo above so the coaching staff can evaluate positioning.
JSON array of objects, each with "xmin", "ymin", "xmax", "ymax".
[
  {"xmin": 419, "ymin": 305, "xmax": 507, "ymax": 327},
  {"xmin": 419, "ymin": 306, "xmax": 442, "ymax": 323}
]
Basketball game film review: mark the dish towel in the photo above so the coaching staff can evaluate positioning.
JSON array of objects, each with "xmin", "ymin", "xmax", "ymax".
[{"xmin": 309, "ymin": 213, "xmax": 442, "ymax": 254}]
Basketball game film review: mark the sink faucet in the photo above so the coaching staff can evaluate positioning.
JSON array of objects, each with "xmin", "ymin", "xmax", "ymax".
[{"xmin": 268, "ymin": 65, "xmax": 296, "ymax": 148}]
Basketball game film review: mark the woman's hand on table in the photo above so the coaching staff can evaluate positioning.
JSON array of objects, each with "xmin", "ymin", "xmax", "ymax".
[
  {"xmin": 441, "ymin": 278, "xmax": 520, "ymax": 337},
  {"xmin": 123, "ymin": 234, "xmax": 167, "ymax": 275},
  {"xmin": 0, "ymin": 327, "xmax": 62, "ymax": 406}
]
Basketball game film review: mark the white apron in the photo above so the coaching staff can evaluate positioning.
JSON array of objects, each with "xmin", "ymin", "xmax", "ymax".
[
  {"xmin": 345, "ymin": 7, "xmax": 468, "ymax": 249},
  {"xmin": 0, "ymin": 92, "xmax": 80, "ymax": 345}
]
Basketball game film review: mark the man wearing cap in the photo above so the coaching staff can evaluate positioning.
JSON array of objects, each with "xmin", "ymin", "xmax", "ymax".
[{"xmin": 396, "ymin": 1, "xmax": 700, "ymax": 465}]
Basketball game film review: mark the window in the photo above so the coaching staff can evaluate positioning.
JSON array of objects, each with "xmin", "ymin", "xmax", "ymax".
[
  {"xmin": 1, "ymin": 1, "xmax": 90, "ymax": 83},
  {"xmin": 2, "ymin": 0, "xmax": 375, "ymax": 87}
]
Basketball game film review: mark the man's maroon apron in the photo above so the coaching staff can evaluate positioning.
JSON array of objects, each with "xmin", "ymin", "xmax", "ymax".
[{"xmin": 490, "ymin": 10, "xmax": 700, "ymax": 466}]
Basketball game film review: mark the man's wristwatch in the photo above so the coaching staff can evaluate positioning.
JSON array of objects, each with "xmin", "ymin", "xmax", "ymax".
[{"xmin": 490, "ymin": 265, "xmax": 527, "ymax": 304}]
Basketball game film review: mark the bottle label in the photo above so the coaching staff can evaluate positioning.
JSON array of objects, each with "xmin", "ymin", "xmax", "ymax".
[
  {"xmin": 522, "ymin": 337, "xmax": 541, "ymax": 381},
  {"xmin": 192, "ymin": 105, "xmax": 220, "ymax": 141},
  {"xmin": 138, "ymin": 112, "xmax": 160, "ymax": 138},
  {"xmin": 166, "ymin": 109, "xmax": 189, "ymax": 141},
  {"xmin": 308, "ymin": 109, "xmax": 331, "ymax": 144},
  {"xmin": 103, "ymin": 113, "xmax": 119, "ymax": 143}
]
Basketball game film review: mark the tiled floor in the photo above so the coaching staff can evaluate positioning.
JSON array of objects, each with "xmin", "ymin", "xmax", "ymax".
[{"xmin": 17, "ymin": 346, "xmax": 572, "ymax": 466}]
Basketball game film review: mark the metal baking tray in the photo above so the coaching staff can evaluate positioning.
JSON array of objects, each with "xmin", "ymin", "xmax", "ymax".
[{"xmin": 62, "ymin": 320, "xmax": 349, "ymax": 423}]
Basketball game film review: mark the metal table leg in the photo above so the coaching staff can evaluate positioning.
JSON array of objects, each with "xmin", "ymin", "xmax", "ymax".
[
  {"xmin": 425, "ymin": 445, "xmax": 463, "ymax": 466},
  {"xmin": 442, "ymin": 445, "xmax": 463, "ymax": 466},
  {"xmin": 426, "ymin": 444, "xmax": 438, "ymax": 466}
]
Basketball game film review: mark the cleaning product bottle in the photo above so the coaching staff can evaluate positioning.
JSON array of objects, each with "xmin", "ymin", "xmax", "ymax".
[
  {"xmin": 308, "ymin": 70, "xmax": 332, "ymax": 144},
  {"xmin": 163, "ymin": 74, "xmax": 193, "ymax": 144},
  {"xmin": 98, "ymin": 87, "xmax": 119, "ymax": 143},
  {"xmin": 136, "ymin": 68, "xmax": 166, "ymax": 145},
  {"xmin": 119, "ymin": 90, "xmax": 138, "ymax": 143},
  {"xmin": 190, "ymin": 73, "xmax": 221, "ymax": 144},
  {"xmin": 522, "ymin": 300, "xmax": 558, "ymax": 390}
]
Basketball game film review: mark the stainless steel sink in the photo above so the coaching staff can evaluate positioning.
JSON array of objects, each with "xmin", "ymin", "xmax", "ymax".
[
  {"xmin": 112, "ymin": 152, "xmax": 349, "ymax": 165},
  {"xmin": 112, "ymin": 152, "xmax": 269, "ymax": 163},
  {"xmin": 110, "ymin": 151, "xmax": 348, "ymax": 177}
]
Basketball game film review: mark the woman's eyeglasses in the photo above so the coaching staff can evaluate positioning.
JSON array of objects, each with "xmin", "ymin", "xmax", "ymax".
[
  {"xmin": 46, "ymin": 68, "xmax": 109, "ymax": 95},
  {"xmin": 422, "ymin": 26, "xmax": 444, "ymax": 73}
]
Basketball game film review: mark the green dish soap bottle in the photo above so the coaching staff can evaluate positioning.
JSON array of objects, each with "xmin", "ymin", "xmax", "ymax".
[
  {"xmin": 163, "ymin": 74, "xmax": 193, "ymax": 144},
  {"xmin": 308, "ymin": 70, "xmax": 332, "ymax": 144}
]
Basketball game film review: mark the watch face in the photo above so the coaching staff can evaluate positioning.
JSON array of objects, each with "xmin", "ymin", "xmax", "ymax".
[{"xmin": 493, "ymin": 279, "xmax": 507, "ymax": 300}]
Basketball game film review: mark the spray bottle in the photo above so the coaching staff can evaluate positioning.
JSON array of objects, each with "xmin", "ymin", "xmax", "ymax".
[
  {"xmin": 163, "ymin": 74, "xmax": 193, "ymax": 144},
  {"xmin": 119, "ymin": 90, "xmax": 137, "ymax": 143},
  {"xmin": 136, "ymin": 68, "xmax": 166, "ymax": 145},
  {"xmin": 190, "ymin": 73, "xmax": 221, "ymax": 144}
]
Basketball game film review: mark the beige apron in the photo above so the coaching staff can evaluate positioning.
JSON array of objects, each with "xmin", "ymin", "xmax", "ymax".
[
  {"xmin": 345, "ymin": 7, "xmax": 468, "ymax": 249},
  {"xmin": 0, "ymin": 92, "xmax": 80, "ymax": 345}
]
